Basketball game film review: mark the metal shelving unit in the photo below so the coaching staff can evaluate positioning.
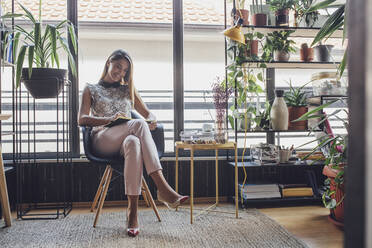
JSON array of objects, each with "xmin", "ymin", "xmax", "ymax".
[{"xmin": 223, "ymin": 1, "xmax": 340, "ymax": 205}]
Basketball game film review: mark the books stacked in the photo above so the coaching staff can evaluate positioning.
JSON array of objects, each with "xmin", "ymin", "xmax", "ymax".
[
  {"xmin": 238, "ymin": 184, "xmax": 281, "ymax": 200},
  {"xmin": 279, "ymin": 184, "xmax": 314, "ymax": 198}
]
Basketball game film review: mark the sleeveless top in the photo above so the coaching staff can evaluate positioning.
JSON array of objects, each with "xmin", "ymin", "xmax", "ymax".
[{"xmin": 86, "ymin": 81, "xmax": 132, "ymax": 119}]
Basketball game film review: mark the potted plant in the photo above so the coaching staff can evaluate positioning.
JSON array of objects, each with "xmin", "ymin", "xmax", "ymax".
[
  {"xmin": 230, "ymin": 0, "xmax": 250, "ymax": 26},
  {"xmin": 243, "ymin": 30, "xmax": 265, "ymax": 60},
  {"xmin": 308, "ymin": 0, "xmax": 346, "ymax": 75},
  {"xmin": 314, "ymin": 43, "xmax": 334, "ymax": 62},
  {"xmin": 284, "ymin": 80, "xmax": 308, "ymax": 130},
  {"xmin": 300, "ymin": 43, "xmax": 314, "ymax": 62},
  {"xmin": 253, "ymin": 101, "xmax": 271, "ymax": 130},
  {"xmin": 295, "ymin": 0, "xmax": 320, "ymax": 27},
  {"xmin": 2, "ymin": 2, "xmax": 77, "ymax": 99},
  {"xmin": 251, "ymin": 0, "xmax": 267, "ymax": 26},
  {"xmin": 267, "ymin": 0, "xmax": 298, "ymax": 26},
  {"xmin": 264, "ymin": 30, "xmax": 296, "ymax": 62},
  {"xmin": 295, "ymin": 99, "xmax": 347, "ymax": 226}
]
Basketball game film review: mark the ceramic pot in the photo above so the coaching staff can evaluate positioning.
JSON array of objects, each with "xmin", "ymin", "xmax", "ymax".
[
  {"xmin": 314, "ymin": 45, "xmax": 334, "ymax": 62},
  {"xmin": 22, "ymin": 68, "xmax": 67, "ymax": 99},
  {"xmin": 274, "ymin": 50, "xmax": 290, "ymax": 62},
  {"xmin": 252, "ymin": 13, "xmax": 267, "ymax": 26},
  {"xmin": 270, "ymin": 89, "xmax": 288, "ymax": 130}
]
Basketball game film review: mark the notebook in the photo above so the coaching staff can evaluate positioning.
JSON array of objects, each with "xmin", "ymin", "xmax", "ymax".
[{"xmin": 105, "ymin": 116, "xmax": 153, "ymax": 128}]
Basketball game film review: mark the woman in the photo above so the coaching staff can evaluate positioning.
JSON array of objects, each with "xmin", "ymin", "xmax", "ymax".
[{"xmin": 78, "ymin": 49, "xmax": 188, "ymax": 237}]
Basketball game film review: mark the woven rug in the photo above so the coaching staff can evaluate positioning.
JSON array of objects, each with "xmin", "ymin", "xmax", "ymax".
[{"xmin": 0, "ymin": 207, "xmax": 307, "ymax": 248}]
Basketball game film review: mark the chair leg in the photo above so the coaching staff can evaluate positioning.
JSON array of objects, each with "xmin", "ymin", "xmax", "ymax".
[
  {"xmin": 141, "ymin": 177, "xmax": 161, "ymax": 222},
  {"xmin": 93, "ymin": 166, "xmax": 113, "ymax": 228},
  {"xmin": 141, "ymin": 187, "xmax": 151, "ymax": 207},
  {"xmin": 91, "ymin": 165, "xmax": 110, "ymax": 212}
]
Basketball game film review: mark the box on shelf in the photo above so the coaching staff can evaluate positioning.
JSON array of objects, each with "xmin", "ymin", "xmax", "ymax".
[
  {"xmin": 311, "ymin": 71, "xmax": 348, "ymax": 96},
  {"xmin": 239, "ymin": 184, "xmax": 281, "ymax": 200}
]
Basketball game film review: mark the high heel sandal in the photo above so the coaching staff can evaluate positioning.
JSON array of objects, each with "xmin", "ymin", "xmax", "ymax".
[
  {"xmin": 126, "ymin": 211, "xmax": 140, "ymax": 237},
  {"xmin": 157, "ymin": 191, "xmax": 189, "ymax": 209}
]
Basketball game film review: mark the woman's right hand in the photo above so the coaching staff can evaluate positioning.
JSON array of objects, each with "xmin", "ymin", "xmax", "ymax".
[{"xmin": 110, "ymin": 112, "xmax": 128, "ymax": 122}]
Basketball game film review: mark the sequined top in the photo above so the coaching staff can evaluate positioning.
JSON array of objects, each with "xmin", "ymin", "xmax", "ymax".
[{"xmin": 86, "ymin": 81, "xmax": 132, "ymax": 119}]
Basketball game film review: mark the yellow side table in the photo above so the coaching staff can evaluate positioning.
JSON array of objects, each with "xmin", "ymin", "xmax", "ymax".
[
  {"xmin": 175, "ymin": 141, "xmax": 238, "ymax": 224},
  {"xmin": 0, "ymin": 114, "xmax": 12, "ymax": 227}
]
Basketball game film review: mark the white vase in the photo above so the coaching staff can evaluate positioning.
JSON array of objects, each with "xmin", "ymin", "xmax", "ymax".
[{"xmin": 270, "ymin": 89, "xmax": 288, "ymax": 130}]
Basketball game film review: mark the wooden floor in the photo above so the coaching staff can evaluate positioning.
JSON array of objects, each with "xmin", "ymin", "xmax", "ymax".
[
  {"xmin": 260, "ymin": 206, "xmax": 343, "ymax": 248},
  {"xmin": 11, "ymin": 203, "xmax": 344, "ymax": 248}
]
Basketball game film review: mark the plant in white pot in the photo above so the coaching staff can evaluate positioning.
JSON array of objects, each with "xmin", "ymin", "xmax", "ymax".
[
  {"xmin": 2, "ymin": 1, "xmax": 77, "ymax": 99},
  {"xmin": 264, "ymin": 30, "xmax": 296, "ymax": 62}
]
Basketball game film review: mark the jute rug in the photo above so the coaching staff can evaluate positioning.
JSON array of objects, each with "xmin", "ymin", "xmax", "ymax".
[{"xmin": 0, "ymin": 207, "xmax": 307, "ymax": 248}]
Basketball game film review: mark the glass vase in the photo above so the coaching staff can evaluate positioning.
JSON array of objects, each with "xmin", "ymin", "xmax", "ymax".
[{"xmin": 214, "ymin": 119, "xmax": 227, "ymax": 144}]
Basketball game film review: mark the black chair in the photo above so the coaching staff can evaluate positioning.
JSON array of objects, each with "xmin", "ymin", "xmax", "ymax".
[{"xmin": 81, "ymin": 112, "xmax": 164, "ymax": 227}]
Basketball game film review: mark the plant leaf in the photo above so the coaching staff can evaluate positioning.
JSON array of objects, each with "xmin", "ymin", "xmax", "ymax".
[
  {"xmin": 16, "ymin": 45, "xmax": 27, "ymax": 88},
  {"xmin": 312, "ymin": 5, "xmax": 344, "ymax": 46},
  {"xmin": 59, "ymin": 37, "xmax": 77, "ymax": 76},
  {"xmin": 34, "ymin": 22, "xmax": 41, "ymax": 51},
  {"xmin": 67, "ymin": 23, "xmax": 77, "ymax": 54},
  {"xmin": 12, "ymin": 32, "xmax": 21, "ymax": 63},
  {"xmin": 19, "ymin": 2, "xmax": 36, "ymax": 24},
  {"xmin": 48, "ymin": 25, "xmax": 58, "ymax": 68},
  {"xmin": 338, "ymin": 51, "xmax": 347, "ymax": 77},
  {"xmin": 306, "ymin": 0, "xmax": 336, "ymax": 13},
  {"xmin": 28, "ymin": 45, "xmax": 34, "ymax": 77}
]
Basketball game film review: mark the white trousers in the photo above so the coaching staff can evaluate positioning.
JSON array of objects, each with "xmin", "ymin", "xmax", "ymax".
[{"xmin": 92, "ymin": 119, "xmax": 162, "ymax": 195}]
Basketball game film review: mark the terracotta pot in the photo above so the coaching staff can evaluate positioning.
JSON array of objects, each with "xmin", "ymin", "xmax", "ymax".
[
  {"xmin": 234, "ymin": 9, "xmax": 250, "ymax": 26},
  {"xmin": 323, "ymin": 165, "xmax": 345, "ymax": 225},
  {"xmin": 275, "ymin": 9, "xmax": 289, "ymax": 26},
  {"xmin": 300, "ymin": 48, "xmax": 314, "ymax": 62},
  {"xmin": 288, "ymin": 106, "xmax": 308, "ymax": 130},
  {"xmin": 252, "ymin": 13, "xmax": 267, "ymax": 26},
  {"xmin": 274, "ymin": 50, "xmax": 290, "ymax": 61},
  {"xmin": 245, "ymin": 40, "xmax": 259, "ymax": 57}
]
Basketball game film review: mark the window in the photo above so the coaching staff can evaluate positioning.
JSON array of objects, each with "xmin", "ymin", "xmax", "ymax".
[{"xmin": 77, "ymin": 0, "xmax": 173, "ymax": 152}]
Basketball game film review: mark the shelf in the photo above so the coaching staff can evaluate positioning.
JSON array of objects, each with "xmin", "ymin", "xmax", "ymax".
[
  {"xmin": 235, "ymin": 195, "xmax": 322, "ymax": 205},
  {"xmin": 228, "ymin": 61, "xmax": 340, "ymax": 69},
  {"xmin": 242, "ymin": 25, "xmax": 344, "ymax": 39},
  {"xmin": 311, "ymin": 95, "xmax": 348, "ymax": 98},
  {"xmin": 236, "ymin": 129, "xmax": 319, "ymax": 133},
  {"xmin": 228, "ymin": 161, "xmax": 324, "ymax": 167}
]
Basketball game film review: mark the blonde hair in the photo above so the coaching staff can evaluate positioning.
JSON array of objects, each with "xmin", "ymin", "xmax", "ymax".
[{"xmin": 100, "ymin": 49, "xmax": 134, "ymax": 105}]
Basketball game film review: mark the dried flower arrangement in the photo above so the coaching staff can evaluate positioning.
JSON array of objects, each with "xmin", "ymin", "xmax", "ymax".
[{"xmin": 212, "ymin": 77, "xmax": 234, "ymax": 124}]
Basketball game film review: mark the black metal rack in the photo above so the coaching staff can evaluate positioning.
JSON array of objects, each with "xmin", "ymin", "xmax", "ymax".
[{"xmin": 15, "ymin": 79, "xmax": 73, "ymax": 220}]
